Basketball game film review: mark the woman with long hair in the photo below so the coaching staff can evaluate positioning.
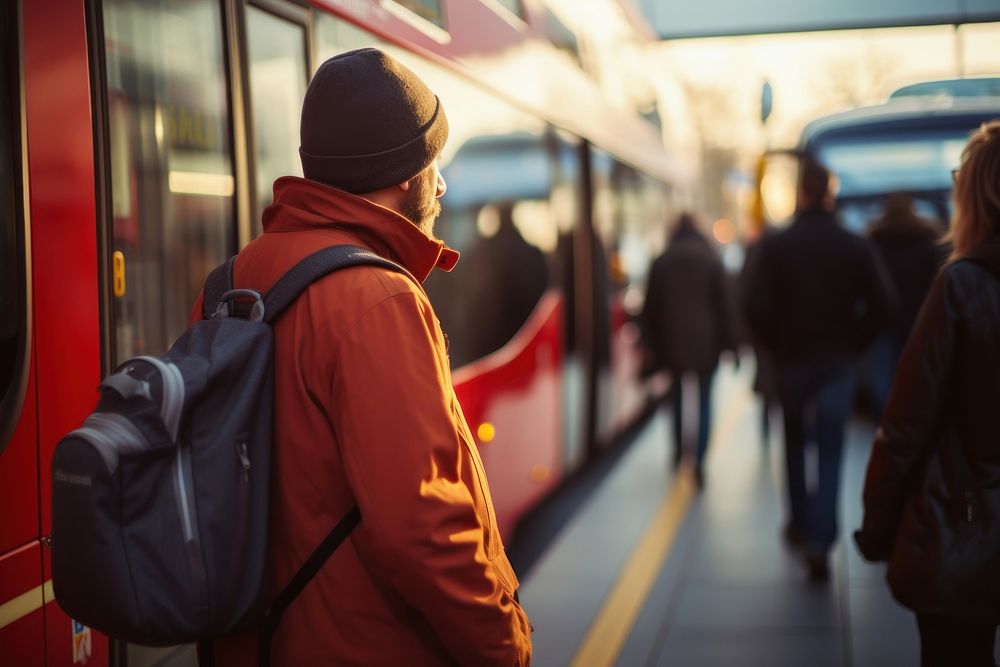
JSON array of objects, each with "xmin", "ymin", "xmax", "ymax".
[{"xmin": 856, "ymin": 119, "xmax": 1000, "ymax": 666}]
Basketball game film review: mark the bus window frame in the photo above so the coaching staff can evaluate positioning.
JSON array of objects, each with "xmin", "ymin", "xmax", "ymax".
[
  {"xmin": 86, "ymin": 0, "xmax": 115, "ymax": 376},
  {"xmin": 0, "ymin": 0, "xmax": 32, "ymax": 455},
  {"xmin": 244, "ymin": 0, "xmax": 313, "ymax": 237},
  {"xmin": 481, "ymin": 0, "xmax": 528, "ymax": 29},
  {"xmin": 383, "ymin": 1, "xmax": 452, "ymax": 44}
]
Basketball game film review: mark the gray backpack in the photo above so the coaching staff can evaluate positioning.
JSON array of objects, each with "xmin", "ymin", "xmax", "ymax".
[{"xmin": 51, "ymin": 245, "xmax": 404, "ymax": 658}]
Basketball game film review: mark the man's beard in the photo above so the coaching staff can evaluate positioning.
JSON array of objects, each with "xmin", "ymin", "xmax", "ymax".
[{"xmin": 400, "ymin": 171, "xmax": 442, "ymax": 237}]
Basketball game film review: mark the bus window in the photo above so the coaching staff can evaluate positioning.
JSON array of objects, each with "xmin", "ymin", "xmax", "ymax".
[
  {"xmin": 313, "ymin": 13, "xmax": 374, "ymax": 59},
  {"xmin": 103, "ymin": 0, "xmax": 235, "ymax": 364},
  {"xmin": 590, "ymin": 157, "xmax": 668, "ymax": 294},
  {"xmin": 390, "ymin": 1, "xmax": 446, "ymax": 28},
  {"xmin": 246, "ymin": 5, "xmax": 308, "ymax": 232},
  {"xmin": 0, "ymin": 0, "xmax": 27, "ymax": 452}
]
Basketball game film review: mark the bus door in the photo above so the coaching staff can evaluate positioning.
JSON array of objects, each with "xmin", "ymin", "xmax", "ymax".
[{"xmin": 99, "ymin": 0, "xmax": 237, "ymax": 664}]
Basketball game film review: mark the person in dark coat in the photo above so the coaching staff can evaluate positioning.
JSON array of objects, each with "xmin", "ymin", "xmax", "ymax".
[
  {"xmin": 856, "ymin": 120, "xmax": 1000, "ymax": 667},
  {"xmin": 460, "ymin": 202, "xmax": 549, "ymax": 364},
  {"xmin": 744, "ymin": 156, "xmax": 893, "ymax": 580},
  {"xmin": 866, "ymin": 193, "xmax": 946, "ymax": 419},
  {"xmin": 640, "ymin": 212, "xmax": 737, "ymax": 485}
]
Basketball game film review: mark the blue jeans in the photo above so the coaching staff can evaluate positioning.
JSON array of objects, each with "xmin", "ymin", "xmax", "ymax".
[
  {"xmin": 671, "ymin": 372, "xmax": 714, "ymax": 470},
  {"xmin": 778, "ymin": 361, "xmax": 856, "ymax": 555}
]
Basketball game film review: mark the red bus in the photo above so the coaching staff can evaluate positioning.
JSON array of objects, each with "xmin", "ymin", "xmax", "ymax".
[{"xmin": 0, "ymin": 0, "xmax": 685, "ymax": 664}]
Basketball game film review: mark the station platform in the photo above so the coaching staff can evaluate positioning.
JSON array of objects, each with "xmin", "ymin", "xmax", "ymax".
[{"xmin": 516, "ymin": 361, "xmax": 934, "ymax": 667}]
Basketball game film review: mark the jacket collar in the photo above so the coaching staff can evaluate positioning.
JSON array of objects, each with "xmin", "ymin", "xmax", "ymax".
[
  {"xmin": 262, "ymin": 176, "xmax": 460, "ymax": 283},
  {"xmin": 963, "ymin": 233, "xmax": 1000, "ymax": 275},
  {"xmin": 794, "ymin": 207, "xmax": 835, "ymax": 224}
]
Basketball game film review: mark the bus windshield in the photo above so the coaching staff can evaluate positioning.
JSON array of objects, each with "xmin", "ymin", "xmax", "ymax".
[{"xmin": 815, "ymin": 131, "xmax": 966, "ymax": 198}]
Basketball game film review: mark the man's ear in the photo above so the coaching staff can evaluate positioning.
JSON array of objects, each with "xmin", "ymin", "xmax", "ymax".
[{"xmin": 397, "ymin": 179, "xmax": 412, "ymax": 192}]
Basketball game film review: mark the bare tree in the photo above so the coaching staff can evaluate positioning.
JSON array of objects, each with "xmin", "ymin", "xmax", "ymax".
[{"xmin": 815, "ymin": 46, "xmax": 900, "ymax": 111}]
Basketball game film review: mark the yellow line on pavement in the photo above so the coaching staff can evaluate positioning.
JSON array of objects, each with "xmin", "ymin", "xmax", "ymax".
[
  {"xmin": 569, "ymin": 383, "xmax": 753, "ymax": 667},
  {"xmin": 0, "ymin": 580, "xmax": 54, "ymax": 630},
  {"xmin": 569, "ymin": 474, "xmax": 696, "ymax": 667}
]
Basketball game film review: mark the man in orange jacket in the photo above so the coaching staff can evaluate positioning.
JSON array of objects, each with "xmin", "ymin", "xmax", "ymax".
[{"xmin": 196, "ymin": 48, "xmax": 532, "ymax": 666}]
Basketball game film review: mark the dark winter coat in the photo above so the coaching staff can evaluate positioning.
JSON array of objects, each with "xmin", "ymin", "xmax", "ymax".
[
  {"xmin": 640, "ymin": 227, "xmax": 736, "ymax": 377},
  {"xmin": 743, "ymin": 208, "xmax": 894, "ymax": 367},
  {"xmin": 868, "ymin": 217, "xmax": 946, "ymax": 347},
  {"xmin": 856, "ymin": 235, "xmax": 1000, "ymax": 620}
]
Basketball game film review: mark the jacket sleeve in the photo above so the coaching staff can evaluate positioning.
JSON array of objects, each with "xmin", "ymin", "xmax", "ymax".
[
  {"xmin": 856, "ymin": 270, "xmax": 957, "ymax": 561},
  {"xmin": 324, "ymin": 290, "xmax": 532, "ymax": 666}
]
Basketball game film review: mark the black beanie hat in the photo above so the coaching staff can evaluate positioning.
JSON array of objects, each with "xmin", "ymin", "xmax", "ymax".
[{"xmin": 299, "ymin": 48, "xmax": 449, "ymax": 194}]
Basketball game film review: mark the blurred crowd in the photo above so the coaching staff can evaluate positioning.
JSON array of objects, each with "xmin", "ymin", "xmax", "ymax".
[{"xmin": 638, "ymin": 120, "xmax": 1000, "ymax": 667}]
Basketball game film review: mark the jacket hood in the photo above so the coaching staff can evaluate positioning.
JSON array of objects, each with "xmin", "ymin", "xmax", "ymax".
[{"xmin": 262, "ymin": 176, "xmax": 459, "ymax": 283}]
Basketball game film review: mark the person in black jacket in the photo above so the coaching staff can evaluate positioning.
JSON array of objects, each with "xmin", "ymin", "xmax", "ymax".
[
  {"xmin": 856, "ymin": 119, "xmax": 1000, "ymax": 667},
  {"xmin": 640, "ymin": 212, "xmax": 736, "ymax": 486},
  {"xmin": 744, "ymin": 156, "xmax": 893, "ymax": 581},
  {"xmin": 866, "ymin": 193, "xmax": 946, "ymax": 419}
]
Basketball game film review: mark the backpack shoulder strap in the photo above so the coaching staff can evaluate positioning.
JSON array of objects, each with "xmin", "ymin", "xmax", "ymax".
[
  {"xmin": 262, "ymin": 245, "xmax": 411, "ymax": 324},
  {"xmin": 258, "ymin": 505, "xmax": 361, "ymax": 667},
  {"xmin": 201, "ymin": 255, "xmax": 238, "ymax": 320}
]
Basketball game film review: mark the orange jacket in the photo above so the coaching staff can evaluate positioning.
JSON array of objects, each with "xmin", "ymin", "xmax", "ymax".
[{"xmin": 195, "ymin": 177, "xmax": 532, "ymax": 666}]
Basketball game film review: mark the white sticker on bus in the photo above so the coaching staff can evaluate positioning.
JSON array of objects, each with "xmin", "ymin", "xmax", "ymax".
[{"xmin": 72, "ymin": 620, "xmax": 92, "ymax": 664}]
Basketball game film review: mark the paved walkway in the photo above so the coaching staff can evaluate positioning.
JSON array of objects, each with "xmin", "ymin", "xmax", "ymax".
[{"xmin": 519, "ymin": 361, "xmax": 948, "ymax": 666}]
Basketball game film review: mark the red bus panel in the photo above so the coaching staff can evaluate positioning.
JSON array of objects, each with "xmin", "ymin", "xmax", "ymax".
[
  {"xmin": 453, "ymin": 293, "xmax": 565, "ymax": 536},
  {"xmin": 23, "ymin": 0, "xmax": 102, "ymax": 538}
]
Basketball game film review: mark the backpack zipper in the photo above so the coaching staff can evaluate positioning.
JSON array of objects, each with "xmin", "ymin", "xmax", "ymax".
[
  {"xmin": 134, "ymin": 357, "xmax": 208, "ymax": 608},
  {"xmin": 135, "ymin": 357, "xmax": 195, "ymax": 539},
  {"xmin": 134, "ymin": 358, "xmax": 194, "ymax": 531},
  {"xmin": 237, "ymin": 442, "xmax": 250, "ymax": 482}
]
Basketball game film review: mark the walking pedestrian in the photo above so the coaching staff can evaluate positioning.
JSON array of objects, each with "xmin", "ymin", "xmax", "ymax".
[
  {"xmin": 866, "ymin": 193, "xmax": 946, "ymax": 419},
  {"xmin": 744, "ymin": 156, "xmax": 893, "ymax": 581},
  {"xmin": 856, "ymin": 119, "xmax": 1000, "ymax": 667},
  {"xmin": 640, "ymin": 212, "xmax": 737, "ymax": 486}
]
